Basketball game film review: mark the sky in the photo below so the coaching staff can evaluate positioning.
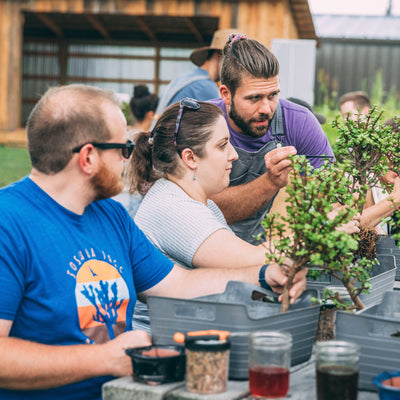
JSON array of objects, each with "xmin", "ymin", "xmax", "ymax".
[{"xmin": 308, "ymin": 0, "xmax": 400, "ymax": 16}]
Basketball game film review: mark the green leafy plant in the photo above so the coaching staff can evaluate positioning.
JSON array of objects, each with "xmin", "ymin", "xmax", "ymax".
[
  {"xmin": 333, "ymin": 107, "xmax": 398, "ymax": 260},
  {"xmin": 333, "ymin": 107, "xmax": 393, "ymax": 214},
  {"xmin": 120, "ymin": 101, "xmax": 134, "ymax": 126},
  {"xmin": 258, "ymin": 156, "xmax": 372, "ymax": 313}
]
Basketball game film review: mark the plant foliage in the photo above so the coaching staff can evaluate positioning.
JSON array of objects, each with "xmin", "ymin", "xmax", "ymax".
[{"xmin": 258, "ymin": 156, "xmax": 372, "ymax": 312}]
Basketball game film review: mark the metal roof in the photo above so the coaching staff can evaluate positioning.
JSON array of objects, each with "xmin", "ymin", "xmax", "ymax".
[{"xmin": 313, "ymin": 14, "xmax": 400, "ymax": 41}]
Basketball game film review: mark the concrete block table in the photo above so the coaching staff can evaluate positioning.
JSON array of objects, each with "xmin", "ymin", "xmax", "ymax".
[{"xmin": 102, "ymin": 357, "xmax": 379, "ymax": 400}]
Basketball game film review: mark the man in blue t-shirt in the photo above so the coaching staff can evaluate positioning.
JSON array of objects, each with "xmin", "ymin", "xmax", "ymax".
[{"xmin": 0, "ymin": 84, "xmax": 307, "ymax": 400}]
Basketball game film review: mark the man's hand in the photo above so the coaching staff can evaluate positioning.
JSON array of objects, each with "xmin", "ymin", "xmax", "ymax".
[
  {"xmin": 101, "ymin": 330, "xmax": 152, "ymax": 377},
  {"xmin": 265, "ymin": 259, "xmax": 308, "ymax": 304},
  {"xmin": 265, "ymin": 146, "xmax": 297, "ymax": 189}
]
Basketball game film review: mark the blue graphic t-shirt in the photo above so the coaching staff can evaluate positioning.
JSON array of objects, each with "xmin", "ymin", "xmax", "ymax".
[{"xmin": 0, "ymin": 177, "xmax": 173, "ymax": 400}]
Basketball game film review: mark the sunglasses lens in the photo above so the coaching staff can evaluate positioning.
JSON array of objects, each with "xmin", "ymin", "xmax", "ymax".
[
  {"xmin": 122, "ymin": 141, "xmax": 134, "ymax": 159},
  {"xmin": 181, "ymin": 99, "xmax": 201, "ymax": 110}
]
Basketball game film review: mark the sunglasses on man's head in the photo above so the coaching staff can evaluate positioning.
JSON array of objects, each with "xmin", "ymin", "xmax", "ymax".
[
  {"xmin": 72, "ymin": 139, "xmax": 135, "ymax": 159},
  {"xmin": 174, "ymin": 98, "xmax": 201, "ymax": 146}
]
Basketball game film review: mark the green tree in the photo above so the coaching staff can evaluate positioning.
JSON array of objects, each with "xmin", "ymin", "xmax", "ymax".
[{"xmin": 258, "ymin": 156, "xmax": 370, "ymax": 312}]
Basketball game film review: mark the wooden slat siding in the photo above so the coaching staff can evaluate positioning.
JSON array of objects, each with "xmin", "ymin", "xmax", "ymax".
[
  {"xmin": 16, "ymin": 0, "xmax": 308, "ymax": 43},
  {"xmin": 33, "ymin": 1, "xmax": 54, "ymax": 12},
  {"xmin": 0, "ymin": 1, "xmax": 23, "ymax": 132},
  {"xmin": 269, "ymin": 1, "xmax": 288, "ymax": 41},
  {"xmin": 283, "ymin": 0, "xmax": 298, "ymax": 39},
  {"xmin": 146, "ymin": 0, "xmax": 156, "ymax": 13},
  {"xmin": 192, "ymin": 0, "xmax": 239, "ymax": 31},
  {"xmin": 9, "ymin": 3, "xmax": 23, "ymax": 128},
  {"xmin": 196, "ymin": 1, "xmax": 223, "ymax": 21},
  {"xmin": 120, "ymin": 0, "xmax": 147, "ymax": 14},
  {"xmin": 152, "ymin": 0, "xmax": 194, "ymax": 16},
  {"xmin": 0, "ymin": 0, "xmax": 9, "ymax": 130},
  {"xmin": 219, "ymin": 2, "xmax": 236, "ymax": 32},
  {"xmin": 237, "ymin": 2, "xmax": 249, "ymax": 38},
  {"xmin": 230, "ymin": 2, "xmax": 239, "ymax": 30}
]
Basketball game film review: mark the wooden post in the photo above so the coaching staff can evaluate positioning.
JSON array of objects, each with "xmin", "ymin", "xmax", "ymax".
[{"xmin": 0, "ymin": 1, "xmax": 23, "ymax": 132}]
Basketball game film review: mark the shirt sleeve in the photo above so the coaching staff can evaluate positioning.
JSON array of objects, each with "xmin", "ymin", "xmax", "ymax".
[
  {"xmin": 135, "ymin": 193, "xmax": 229, "ymax": 267},
  {"xmin": 0, "ymin": 216, "xmax": 25, "ymax": 320},
  {"xmin": 285, "ymin": 106, "xmax": 335, "ymax": 169},
  {"xmin": 169, "ymin": 80, "xmax": 220, "ymax": 104}
]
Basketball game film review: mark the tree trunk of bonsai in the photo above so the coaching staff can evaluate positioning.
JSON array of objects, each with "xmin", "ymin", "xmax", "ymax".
[
  {"xmin": 280, "ymin": 265, "xmax": 300, "ymax": 313},
  {"xmin": 344, "ymin": 281, "xmax": 365, "ymax": 310}
]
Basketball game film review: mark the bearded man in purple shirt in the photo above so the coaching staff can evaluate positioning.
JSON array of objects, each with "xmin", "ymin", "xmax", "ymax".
[{"xmin": 209, "ymin": 33, "xmax": 334, "ymax": 244}]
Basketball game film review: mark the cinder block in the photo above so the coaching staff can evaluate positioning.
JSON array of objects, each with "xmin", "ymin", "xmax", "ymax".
[{"xmin": 102, "ymin": 376, "xmax": 184, "ymax": 400}]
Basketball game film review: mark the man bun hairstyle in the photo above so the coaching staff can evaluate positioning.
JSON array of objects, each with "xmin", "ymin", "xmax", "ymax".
[{"xmin": 221, "ymin": 33, "xmax": 280, "ymax": 96}]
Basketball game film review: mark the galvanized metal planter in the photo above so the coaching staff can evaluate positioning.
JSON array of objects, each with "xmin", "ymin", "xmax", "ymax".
[
  {"xmin": 307, "ymin": 254, "xmax": 396, "ymax": 308},
  {"xmin": 335, "ymin": 291, "xmax": 400, "ymax": 391},
  {"xmin": 148, "ymin": 281, "xmax": 320, "ymax": 380}
]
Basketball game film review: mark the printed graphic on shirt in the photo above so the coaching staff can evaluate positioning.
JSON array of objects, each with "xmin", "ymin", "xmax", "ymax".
[{"xmin": 75, "ymin": 259, "xmax": 129, "ymax": 344}]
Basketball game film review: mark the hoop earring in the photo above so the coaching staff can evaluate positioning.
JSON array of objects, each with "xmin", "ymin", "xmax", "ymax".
[{"xmin": 193, "ymin": 169, "xmax": 197, "ymax": 181}]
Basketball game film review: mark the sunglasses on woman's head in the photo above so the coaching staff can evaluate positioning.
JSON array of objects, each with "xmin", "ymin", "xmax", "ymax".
[
  {"xmin": 174, "ymin": 98, "xmax": 201, "ymax": 146},
  {"xmin": 72, "ymin": 139, "xmax": 135, "ymax": 159}
]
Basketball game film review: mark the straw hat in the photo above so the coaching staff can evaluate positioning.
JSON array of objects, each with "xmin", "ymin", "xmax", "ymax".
[{"xmin": 190, "ymin": 28, "xmax": 237, "ymax": 67}]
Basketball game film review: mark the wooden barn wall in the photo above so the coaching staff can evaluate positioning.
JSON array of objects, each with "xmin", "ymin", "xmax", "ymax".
[
  {"xmin": 0, "ymin": 1, "xmax": 23, "ymax": 131},
  {"xmin": 1, "ymin": 0, "xmax": 301, "ymax": 131},
  {"xmin": 16, "ymin": 0, "xmax": 298, "ymax": 43}
]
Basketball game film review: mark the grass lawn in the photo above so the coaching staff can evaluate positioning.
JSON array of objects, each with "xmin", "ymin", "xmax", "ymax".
[{"xmin": 0, "ymin": 146, "xmax": 31, "ymax": 188}]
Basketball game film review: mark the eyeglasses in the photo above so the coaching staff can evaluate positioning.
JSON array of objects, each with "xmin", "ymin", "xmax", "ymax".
[
  {"xmin": 174, "ymin": 98, "xmax": 201, "ymax": 146},
  {"xmin": 72, "ymin": 139, "xmax": 135, "ymax": 159}
]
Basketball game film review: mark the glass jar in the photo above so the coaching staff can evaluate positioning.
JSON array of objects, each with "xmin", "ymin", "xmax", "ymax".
[
  {"xmin": 185, "ymin": 336, "xmax": 230, "ymax": 394},
  {"xmin": 315, "ymin": 340, "xmax": 360, "ymax": 400},
  {"xmin": 248, "ymin": 331, "xmax": 292, "ymax": 398}
]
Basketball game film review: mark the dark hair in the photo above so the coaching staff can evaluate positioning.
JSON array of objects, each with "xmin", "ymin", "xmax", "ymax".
[
  {"xmin": 129, "ymin": 85, "xmax": 159, "ymax": 122},
  {"xmin": 126, "ymin": 101, "xmax": 224, "ymax": 195},
  {"xmin": 221, "ymin": 36, "xmax": 279, "ymax": 96},
  {"xmin": 27, "ymin": 84, "xmax": 117, "ymax": 174},
  {"xmin": 339, "ymin": 91, "xmax": 371, "ymax": 109}
]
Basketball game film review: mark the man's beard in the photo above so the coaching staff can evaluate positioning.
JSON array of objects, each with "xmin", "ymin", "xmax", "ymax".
[
  {"xmin": 91, "ymin": 159, "xmax": 124, "ymax": 201},
  {"xmin": 229, "ymin": 99, "xmax": 273, "ymax": 138}
]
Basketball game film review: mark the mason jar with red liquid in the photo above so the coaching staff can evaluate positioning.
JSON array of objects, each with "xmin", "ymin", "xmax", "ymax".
[{"xmin": 248, "ymin": 331, "xmax": 292, "ymax": 398}]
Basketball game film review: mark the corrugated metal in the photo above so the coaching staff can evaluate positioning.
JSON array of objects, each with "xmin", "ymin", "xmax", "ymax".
[
  {"xmin": 313, "ymin": 15, "xmax": 400, "ymax": 41},
  {"xmin": 313, "ymin": 14, "xmax": 400, "ymax": 107},
  {"xmin": 314, "ymin": 39, "xmax": 400, "ymax": 106},
  {"xmin": 21, "ymin": 42, "xmax": 194, "ymax": 124}
]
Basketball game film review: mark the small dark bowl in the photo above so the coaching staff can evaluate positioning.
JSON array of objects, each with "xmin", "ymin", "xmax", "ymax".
[{"xmin": 125, "ymin": 345, "xmax": 186, "ymax": 385}]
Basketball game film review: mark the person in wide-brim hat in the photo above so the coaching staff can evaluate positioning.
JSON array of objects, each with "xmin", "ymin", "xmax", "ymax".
[{"xmin": 190, "ymin": 28, "xmax": 238, "ymax": 67}]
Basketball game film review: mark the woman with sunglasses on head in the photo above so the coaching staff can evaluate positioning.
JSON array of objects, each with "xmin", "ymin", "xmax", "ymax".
[{"xmin": 125, "ymin": 98, "xmax": 306, "ymax": 332}]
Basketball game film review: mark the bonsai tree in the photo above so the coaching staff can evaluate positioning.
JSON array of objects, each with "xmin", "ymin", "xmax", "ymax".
[
  {"xmin": 333, "ymin": 106, "xmax": 394, "ymax": 258},
  {"xmin": 380, "ymin": 116, "xmax": 400, "ymax": 239},
  {"xmin": 258, "ymin": 156, "xmax": 373, "ymax": 313}
]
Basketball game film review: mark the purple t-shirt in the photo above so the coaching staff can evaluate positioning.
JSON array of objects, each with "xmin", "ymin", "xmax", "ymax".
[{"xmin": 209, "ymin": 97, "xmax": 334, "ymax": 168}]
